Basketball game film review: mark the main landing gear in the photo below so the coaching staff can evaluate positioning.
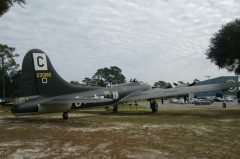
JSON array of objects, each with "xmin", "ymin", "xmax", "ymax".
[
  {"xmin": 150, "ymin": 100, "xmax": 158, "ymax": 113},
  {"xmin": 63, "ymin": 112, "xmax": 69, "ymax": 120},
  {"xmin": 112, "ymin": 105, "xmax": 118, "ymax": 113},
  {"xmin": 104, "ymin": 105, "xmax": 119, "ymax": 113}
]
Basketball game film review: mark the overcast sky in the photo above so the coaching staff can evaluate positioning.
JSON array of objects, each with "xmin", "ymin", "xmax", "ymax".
[{"xmin": 1, "ymin": 0, "xmax": 239, "ymax": 85}]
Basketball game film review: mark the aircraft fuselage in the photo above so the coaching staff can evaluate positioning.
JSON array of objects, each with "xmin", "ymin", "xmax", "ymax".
[{"xmin": 11, "ymin": 82, "xmax": 151, "ymax": 115}]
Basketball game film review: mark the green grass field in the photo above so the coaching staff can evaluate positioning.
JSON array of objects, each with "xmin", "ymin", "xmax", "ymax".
[{"xmin": 0, "ymin": 104, "xmax": 240, "ymax": 158}]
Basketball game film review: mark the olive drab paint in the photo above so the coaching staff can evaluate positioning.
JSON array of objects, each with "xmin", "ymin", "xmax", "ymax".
[
  {"xmin": 21, "ymin": 49, "xmax": 99, "ymax": 97},
  {"xmin": 13, "ymin": 48, "xmax": 237, "ymax": 119}
]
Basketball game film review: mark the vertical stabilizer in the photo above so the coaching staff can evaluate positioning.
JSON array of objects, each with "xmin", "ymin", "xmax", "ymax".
[{"xmin": 21, "ymin": 49, "xmax": 97, "ymax": 97}]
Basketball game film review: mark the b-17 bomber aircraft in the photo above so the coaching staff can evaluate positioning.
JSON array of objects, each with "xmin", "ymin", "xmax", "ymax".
[{"xmin": 11, "ymin": 49, "xmax": 237, "ymax": 119}]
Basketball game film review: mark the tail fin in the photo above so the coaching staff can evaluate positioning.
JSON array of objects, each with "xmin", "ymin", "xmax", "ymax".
[{"xmin": 21, "ymin": 49, "xmax": 96, "ymax": 97}]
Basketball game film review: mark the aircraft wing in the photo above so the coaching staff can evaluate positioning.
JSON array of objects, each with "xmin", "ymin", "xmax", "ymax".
[{"xmin": 118, "ymin": 82, "xmax": 236, "ymax": 103}]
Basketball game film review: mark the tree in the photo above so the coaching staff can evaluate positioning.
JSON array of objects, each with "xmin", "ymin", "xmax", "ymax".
[
  {"xmin": 0, "ymin": 0, "xmax": 26, "ymax": 16},
  {"xmin": 93, "ymin": 66, "xmax": 126, "ymax": 86},
  {"xmin": 82, "ymin": 66, "xmax": 126, "ymax": 87},
  {"xmin": 0, "ymin": 67, "xmax": 21, "ymax": 97},
  {"xmin": 173, "ymin": 81, "xmax": 189, "ymax": 87},
  {"xmin": 178, "ymin": 81, "xmax": 185, "ymax": 85},
  {"xmin": 82, "ymin": 77, "xmax": 95, "ymax": 86},
  {"xmin": 193, "ymin": 79, "xmax": 200, "ymax": 83},
  {"xmin": 153, "ymin": 81, "xmax": 172, "ymax": 88},
  {"xmin": 70, "ymin": 81, "xmax": 81, "ymax": 85},
  {"xmin": 188, "ymin": 79, "xmax": 200, "ymax": 86},
  {"xmin": 206, "ymin": 18, "xmax": 240, "ymax": 74},
  {"xmin": 8, "ymin": 70, "xmax": 22, "ymax": 97},
  {"xmin": 0, "ymin": 44, "xmax": 19, "ymax": 98}
]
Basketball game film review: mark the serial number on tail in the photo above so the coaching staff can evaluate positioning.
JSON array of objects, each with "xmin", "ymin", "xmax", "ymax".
[{"xmin": 36, "ymin": 73, "xmax": 52, "ymax": 78}]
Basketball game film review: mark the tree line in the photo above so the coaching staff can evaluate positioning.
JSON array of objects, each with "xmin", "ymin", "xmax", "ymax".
[
  {"xmin": 1, "ymin": 1, "xmax": 240, "ymax": 97},
  {"xmin": 0, "ymin": 44, "xmax": 201, "ymax": 98}
]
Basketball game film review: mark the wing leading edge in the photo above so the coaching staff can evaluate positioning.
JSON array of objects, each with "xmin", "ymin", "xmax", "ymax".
[{"xmin": 118, "ymin": 82, "xmax": 237, "ymax": 103}]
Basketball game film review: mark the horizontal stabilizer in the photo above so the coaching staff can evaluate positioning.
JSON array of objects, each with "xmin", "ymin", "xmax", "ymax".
[{"xmin": 42, "ymin": 98, "xmax": 114, "ymax": 105}]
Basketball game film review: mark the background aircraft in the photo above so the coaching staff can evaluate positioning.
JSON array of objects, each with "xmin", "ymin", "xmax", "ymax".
[{"xmin": 11, "ymin": 49, "xmax": 236, "ymax": 119}]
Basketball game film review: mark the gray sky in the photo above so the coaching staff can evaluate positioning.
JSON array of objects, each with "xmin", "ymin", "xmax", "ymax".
[{"xmin": 1, "ymin": 0, "xmax": 239, "ymax": 85}]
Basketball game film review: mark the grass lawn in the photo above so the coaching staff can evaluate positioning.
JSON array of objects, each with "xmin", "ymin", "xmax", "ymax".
[{"xmin": 0, "ymin": 104, "xmax": 240, "ymax": 158}]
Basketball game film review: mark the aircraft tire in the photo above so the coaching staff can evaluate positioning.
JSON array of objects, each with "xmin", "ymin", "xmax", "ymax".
[
  {"xmin": 150, "ymin": 101, "xmax": 158, "ymax": 113},
  {"xmin": 63, "ymin": 112, "xmax": 68, "ymax": 120},
  {"xmin": 112, "ymin": 105, "xmax": 118, "ymax": 113},
  {"xmin": 154, "ymin": 104, "xmax": 158, "ymax": 112},
  {"xmin": 151, "ymin": 108, "xmax": 157, "ymax": 113}
]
